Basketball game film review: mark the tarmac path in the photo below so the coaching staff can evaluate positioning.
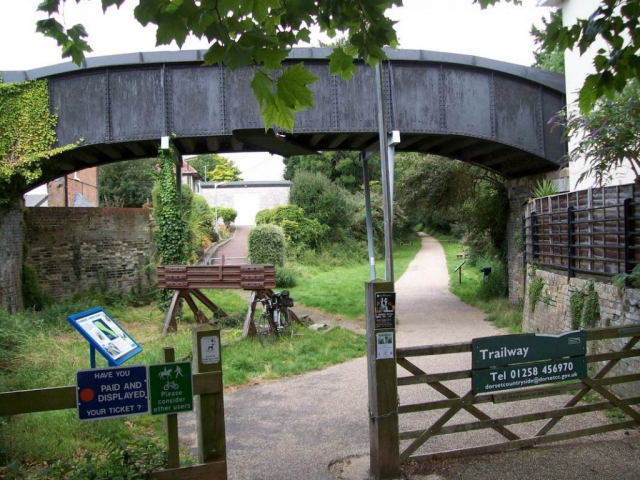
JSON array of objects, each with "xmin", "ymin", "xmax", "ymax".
[{"xmin": 179, "ymin": 234, "xmax": 640, "ymax": 480}]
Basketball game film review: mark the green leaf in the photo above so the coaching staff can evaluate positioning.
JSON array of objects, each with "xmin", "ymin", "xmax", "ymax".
[
  {"xmin": 37, "ymin": 0, "xmax": 60, "ymax": 15},
  {"xmin": 254, "ymin": 48, "xmax": 289, "ymax": 70},
  {"xmin": 224, "ymin": 41, "xmax": 255, "ymax": 70},
  {"xmin": 328, "ymin": 47, "xmax": 357, "ymax": 81},
  {"xmin": 35, "ymin": 18, "xmax": 68, "ymax": 46},
  {"xmin": 155, "ymin": 15, "xmax": 189, "ymax": 47},
  {"xmin": 296, "ymin": 28, "xmax": 311, "ymax": 43},
  {"xmin": 275, "ymin": 63, "xmax": 318, "ymax": 110},
  {"xmin": 203, "ymin": 43, "xmax": 225, "ymax": 65},
  {"xmin": 67, "ymin": 24, "xmax": 89, "ymax": 41},
  {"xmin": 261, "ymin": 102, "xmax": 295, "ymax": 132},
  {"xmin": 102, "ymin": 0, "xmax": 126, "ymax": 12},
  {"xmin": 579, "ymin": 75, "xmax": 600, "ymax": 113},
  {"xmin": 251, "ymin": 69, "xmax": 275, "ymax": 107}
]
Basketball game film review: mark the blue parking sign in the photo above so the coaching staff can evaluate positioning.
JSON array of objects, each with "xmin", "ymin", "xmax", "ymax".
[{"xmin": 76, "ymin": 365, "xmax": 149, "ymax": 421}]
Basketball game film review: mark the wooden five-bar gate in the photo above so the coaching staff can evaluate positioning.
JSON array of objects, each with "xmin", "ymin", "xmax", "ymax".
[{"xmin": 394, "ymin": 324, "xmax": 640, "ymax": 462}]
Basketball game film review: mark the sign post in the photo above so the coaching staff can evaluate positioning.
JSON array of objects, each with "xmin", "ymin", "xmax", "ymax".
[
  {"xmin": 76, "ymin": 365, "xmax": 149, "ymax": 421},
  {"xmin": 366, "ymin": 280, "xmax": 399, "ymax": 479},
  {"xmin": 192, "ymin": 325, "xmax": 227, "ymax": 470}
]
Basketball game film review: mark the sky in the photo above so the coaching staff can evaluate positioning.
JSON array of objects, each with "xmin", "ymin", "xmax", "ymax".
[{"xmin": 0, "ymin": 0, "xmax": 555, "ymax": 182}]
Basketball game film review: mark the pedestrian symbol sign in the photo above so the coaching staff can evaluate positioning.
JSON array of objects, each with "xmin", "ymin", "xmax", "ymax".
[
  {"xmin": 148, "ymin": 362, "xmax": 193, "ymax": 415},
  {"xmin": 76, "ymin": 365, "xmax": 149, "ymax": 421}
]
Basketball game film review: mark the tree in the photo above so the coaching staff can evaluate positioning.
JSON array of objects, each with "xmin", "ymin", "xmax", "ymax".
[
  {"xmin": 395, "ymin": 153, "xmax": 508, "ymax": 261},
  {"xmin": 210, "ymin": 156, "xmax": 242, "ymax": 181},
  {"xmin": 557, "ymin": 80, "xmax": 640, "ymax": 185},
  {"xmin": 99, "ymin": 158, "xmax": 156, "ymax": 207},
  {"xmin": 187, "ymin": 154, "xmax": 223, "ymax": 181},
  {"xmin": 289, "ymin": 170, "xmax": 355, "ymax": 231},
  {"xmin": 531, "ymin": 9, "xmax": 565, "ymax": 73},
  {"xmin": 35, "ymin": 0, "xmax": 400, "ymax": 132},
  {"xmin": 283, "ymin": 150, "xmax": 380, "ymax": 193}
]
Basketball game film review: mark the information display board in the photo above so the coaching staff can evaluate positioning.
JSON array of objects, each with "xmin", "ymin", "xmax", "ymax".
[
  {"xmin": 76, "ymin": 365, "xmax": 149, "ymax": 421},
  {"xmin": 68, "ymin": 307, "xmax": 142, "ymax": 366},
  {"xmin": 471, "ymin": 330, "xmax": 587, "ymax": 394},
  {"xmin": 148, "ymin": 361, "xmax": 194, "ymax": 415}
]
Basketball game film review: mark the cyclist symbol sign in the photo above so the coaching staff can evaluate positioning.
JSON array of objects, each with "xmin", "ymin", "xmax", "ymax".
[{"xmin": 148, "ymin": 361, "xmax": 193, "ymax": 415}]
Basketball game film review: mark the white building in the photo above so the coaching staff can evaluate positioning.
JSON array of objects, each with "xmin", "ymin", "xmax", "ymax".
[{"xmin": 200, "ymin": 181, "xmax": 291, "ymax": 226}]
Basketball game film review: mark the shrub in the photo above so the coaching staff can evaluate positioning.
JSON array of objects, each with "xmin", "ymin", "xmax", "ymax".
[
  {"xmin": 22, "ymin": 264, "xmax": 47, "ymax": 311},
  {"xmin": 275, "ymin": 265, "xmax": 299, "ymax": 288},
  {"xmin": 248, "ymin": 225, "xmax": 285, "ymax": 266},
  {"xmin": 256, "ymin": 204, "xmax": 325, "ymax": 248},
  {"xmin": 478, "ymin": 261, "xmax": 508, "ymax": 300},
  {"xmin": 289, "ymin": 170, "xmax": 355, "ymax": 230},
  {"xmin": 216, "ymin": 311, "xmax": 245, "ymax": 329},
  {"xmin": 216, "ymin": 206, "xmax": 237, "ymax": 224}
]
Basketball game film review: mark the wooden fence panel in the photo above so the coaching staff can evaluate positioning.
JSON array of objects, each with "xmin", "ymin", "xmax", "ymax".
[{"xmin": 524, "ymin": 185, "xmax": 638, "ymax": 277}]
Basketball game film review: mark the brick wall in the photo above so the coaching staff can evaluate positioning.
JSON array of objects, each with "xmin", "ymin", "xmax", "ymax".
[
  {"xmin": 524, "ymin": 266, "xmax": 640, "ymax": 398},
  {"xmin": 506, "ymin": 179, "xmax": 533, "ymax": 304},
  {"xmin": 47, "ymin": 167, "xmax": 99, "ymax": 207},
  {"xmin": 0, "ymin": 203, "xmax": 24, "ymax": 313},
  {"xmin": 506, "ymin": 171, "xmax": 569, "ymax": 304},
  {"xmin": 23, "ymin": 207, "xmax": 152, "ymax": 300}
]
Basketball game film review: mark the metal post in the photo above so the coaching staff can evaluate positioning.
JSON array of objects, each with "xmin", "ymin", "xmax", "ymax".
[
  {"xmin": 90, "ymin": 344, "xmax": 96, "ymax": 369},
  {"xmin": 624, "ymin": 198, "xmax": 633, "ymax": 275},
  {"xmin": 361, "ymin": 153, "xmax": 377, "ymax": 281},
  {"xmin": 387, "ymin": 132, "xmax": 400, "ymax": 229},
  {"xmin": 567, "ymin": 206, "xmax": 574, "ymax": 280},
  {"xmin": 375, "ymin": 62, "xmax": 394, "ymax": 283},
  {"xmin": 531, "ymin": 211, "xmax": 537, "ymax": 262}
]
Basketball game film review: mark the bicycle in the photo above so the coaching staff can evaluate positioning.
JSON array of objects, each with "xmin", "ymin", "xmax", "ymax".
[{"xmin": 255, "ymin": 290, "xmax": 295, "ymax": 345}]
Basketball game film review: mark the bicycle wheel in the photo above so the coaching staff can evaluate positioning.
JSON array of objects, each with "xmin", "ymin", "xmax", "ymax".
[
  {"xmin": 280, "ymin": 308, "xmax": 294, "ymax": 339},
  {"xmin": 256, "ymin": 311, "xmax": 276, "ymax": 346}
]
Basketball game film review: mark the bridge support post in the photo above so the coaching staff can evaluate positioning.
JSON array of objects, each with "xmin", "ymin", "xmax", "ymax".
[
  {"xmin": 375, "ymin": 62, "xmax": 394, "ymax": 283},
  {"xmin": 366, "ymin": 280, "xmax": 399, "ymax": 479}
]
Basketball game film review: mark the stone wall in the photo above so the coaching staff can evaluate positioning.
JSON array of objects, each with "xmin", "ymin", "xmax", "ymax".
[
  {"xmin": 0, "ymin": 203, "xmax": 24, "ymax": 313},
  {"xmin": 23, "ymin": 207, "xmax": 153, "ymax": 301},
  {"xmin": 524, "ymin": 266, "xmax": 640, "ymax": 398}
]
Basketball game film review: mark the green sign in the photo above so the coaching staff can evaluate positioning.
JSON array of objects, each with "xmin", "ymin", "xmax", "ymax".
[
  {"xmin": 472, "ymin": 330, "xmax": 586, "ymax": 369},
  {"xmin": 148, "ymin": 362, "xmax": 193, "ymax": 416},
  {"xmin": 473, "ymin": 356, "xmax": 587, "ymax": 394}
]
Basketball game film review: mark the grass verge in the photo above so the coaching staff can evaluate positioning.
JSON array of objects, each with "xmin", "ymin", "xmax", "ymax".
[
  {"xmin": 0, "ymin": 289, "xmax": 365, "ymax": 471},
  {"xmin": 287, "ymin": 237, "xmax": 421, "ymax": 319},
  {"xmin": 428, "ymin": 231, "xmax": 523, "ymax": 333}
]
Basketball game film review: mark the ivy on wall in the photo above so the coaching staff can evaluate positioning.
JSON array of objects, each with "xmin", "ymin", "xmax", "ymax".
[
  {"xmin": 569, "ymin": 280, "xmax": 601, "ymax": 330},
  {"xmin": 153, "ymin": 147, "xmax": 192, "ymax": 267},
  {"xmin": 0, "ymin": 78, "xmax": 73, "ymax": 205}
]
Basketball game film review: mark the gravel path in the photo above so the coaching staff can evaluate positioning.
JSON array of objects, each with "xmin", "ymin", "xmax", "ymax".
[{"xmin": 178, "ymin": 234, "xmax": 640, "ymax": 479}]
